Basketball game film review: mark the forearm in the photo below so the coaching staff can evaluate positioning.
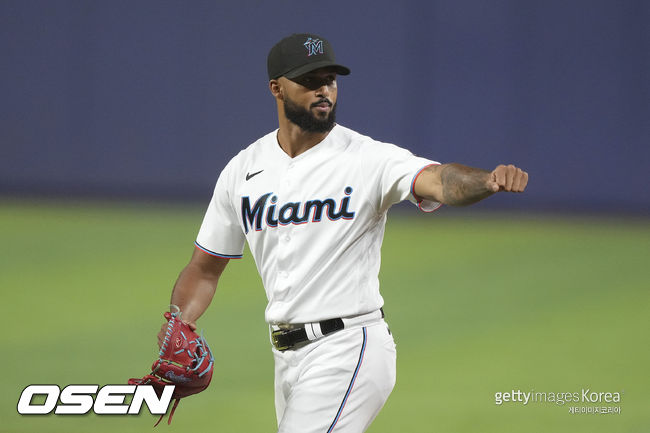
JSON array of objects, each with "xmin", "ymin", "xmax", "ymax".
[
  {"xmin": 169, "ymin": 250, "xmax": 229, "ymax": 327},
  {"xmin": 439, "ymin": 163, "xmax": 495, "ymax": 206},
  {"xmin": 170, "ymin": 263, "xmax": 219, "ymax": 325},
  {"xmin": 414, "ymin": 162, "xmax": 527, "ymax": 206}
]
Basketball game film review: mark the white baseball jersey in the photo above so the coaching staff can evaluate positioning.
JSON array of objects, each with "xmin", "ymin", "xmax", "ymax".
[{"xmin": 195, "ymin": 124, "xmax": 440, "ymax": 325}]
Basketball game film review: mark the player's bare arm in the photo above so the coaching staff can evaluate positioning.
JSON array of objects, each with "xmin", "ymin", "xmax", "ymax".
[
  {"xmin": 414, "ymin": 163, "xmax": 528, "ymax": 206},
  {"xmin": 156, "ymin": 250, "xmax": 229, "ymax": 346}
]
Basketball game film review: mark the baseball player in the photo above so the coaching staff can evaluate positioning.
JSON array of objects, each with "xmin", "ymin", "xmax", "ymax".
[{"xmin": 160, "ymin": 33, "xmax": 528, "ymax": 432}]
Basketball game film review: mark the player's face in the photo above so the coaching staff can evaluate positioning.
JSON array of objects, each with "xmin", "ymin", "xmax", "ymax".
[{"xmin": 282, "ymin": 68, "xmax": 338, "ymax": 133}]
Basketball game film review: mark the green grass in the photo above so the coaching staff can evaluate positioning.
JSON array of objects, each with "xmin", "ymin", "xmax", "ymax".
[{"xmin": 1, "ymin": 200, "xmax": 648, "ymax": 433}]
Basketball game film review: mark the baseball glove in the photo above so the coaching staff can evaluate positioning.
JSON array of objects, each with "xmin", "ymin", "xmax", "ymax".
[{"xmin": 129, "ymin": 305, "xmax": 214, "ymax": 426}]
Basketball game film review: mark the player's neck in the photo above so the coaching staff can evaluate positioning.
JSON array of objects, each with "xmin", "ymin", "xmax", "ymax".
[{"xmin": 276, "ymin": 119, "xmax": 331, "ymax": 158}]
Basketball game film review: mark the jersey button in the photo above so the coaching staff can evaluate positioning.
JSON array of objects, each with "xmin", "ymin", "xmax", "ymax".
[
  {"xmin": 279, "ymin": 271, "xmax": 289, "ymax": 278},
  {"xmin": 282, "ymin": 235, "xmax": 291, "ymax": 242}
]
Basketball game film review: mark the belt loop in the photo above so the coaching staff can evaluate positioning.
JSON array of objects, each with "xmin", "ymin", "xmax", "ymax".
[
  {"xmin": 304, "ymin": 323, "xmax": 324, "ymax": 341},
  {"xmin": 312, "ymin": 323, "xmax": 324, "ymax": 339}
]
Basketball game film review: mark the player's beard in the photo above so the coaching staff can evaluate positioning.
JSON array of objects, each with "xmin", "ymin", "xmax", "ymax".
[{"xmin": 283, "ymin": 96, "xmax": 337, "ymax": 133}]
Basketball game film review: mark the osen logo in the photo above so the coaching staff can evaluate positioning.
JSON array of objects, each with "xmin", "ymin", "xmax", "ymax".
[{"xmin": 17, "ymin": 384, "xmax": 175, "ymax": 415}]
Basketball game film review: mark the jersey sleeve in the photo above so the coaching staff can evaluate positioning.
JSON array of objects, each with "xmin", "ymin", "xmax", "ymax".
[
  {"xmin": 195, "ymin": 165, "xmax": 246, "ymax": 259},
  {"xmin": 372, "ymin": 141, "xmax": 442, "ymax": 214}
]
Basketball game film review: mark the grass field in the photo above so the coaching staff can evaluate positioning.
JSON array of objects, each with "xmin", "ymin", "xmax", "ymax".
[{"xmin": 1, "ymin": 200, "xmax": 648, "ymax": 433}]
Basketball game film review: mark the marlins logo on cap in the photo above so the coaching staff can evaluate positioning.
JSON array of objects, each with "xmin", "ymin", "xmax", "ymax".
[
  {"xmin": 267, "ymin": 33, "xmax": 351, "ymax": 80},
  {"xmin": 304, "ymin": 37, "xmax": 324, "ymax": 56}
]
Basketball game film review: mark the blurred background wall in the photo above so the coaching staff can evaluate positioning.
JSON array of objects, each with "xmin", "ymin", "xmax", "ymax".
[{"xmin": 1, "ymin": 0, "xmax": 648, "ymax": 213}]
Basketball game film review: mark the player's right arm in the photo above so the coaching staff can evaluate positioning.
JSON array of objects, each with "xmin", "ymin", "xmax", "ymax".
[{"xmin": 157, "ymin": 249, "xmax": 230, "ymax": 346}]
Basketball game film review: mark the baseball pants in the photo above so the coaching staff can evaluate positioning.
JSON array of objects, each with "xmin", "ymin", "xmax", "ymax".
[{"xmin": 273, "ymin": 317, "xmax": 396, "ymax": 433}]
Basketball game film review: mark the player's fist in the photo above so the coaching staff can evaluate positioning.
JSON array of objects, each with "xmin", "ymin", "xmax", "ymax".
[{"xmin": 487, "ymin": 164, "xmax": 528, "ymax": 193}]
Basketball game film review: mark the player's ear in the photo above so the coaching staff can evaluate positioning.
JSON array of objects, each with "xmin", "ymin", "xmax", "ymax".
[{"xmin": 269, "ymin": 79, "xmax": 283, "ymax": 100}]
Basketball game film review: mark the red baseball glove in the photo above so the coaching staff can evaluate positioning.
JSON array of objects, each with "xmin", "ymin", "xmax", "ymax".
[{"xmin": 129, "ymin": 306, "xmax": 214, "ymax": 426}]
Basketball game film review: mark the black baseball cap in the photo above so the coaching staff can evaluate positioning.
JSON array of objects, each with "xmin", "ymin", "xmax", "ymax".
[{"xmin": 267, "ymin": 33, "xmax": 351, "ymax": 80}]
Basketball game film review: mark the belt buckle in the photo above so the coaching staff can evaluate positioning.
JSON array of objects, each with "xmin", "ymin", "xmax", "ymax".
[{"xmin": 271, "ymin": 329, "xmax": 291, "ymax": 351}]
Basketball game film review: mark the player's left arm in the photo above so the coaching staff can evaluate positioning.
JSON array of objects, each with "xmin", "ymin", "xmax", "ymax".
[{"xmin": 414, "ymin": 163, "xmax": 528, "ymax": 206}]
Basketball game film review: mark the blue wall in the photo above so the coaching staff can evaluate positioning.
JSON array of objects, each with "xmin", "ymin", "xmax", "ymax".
[{"xmin": 1, "ymin": 1, "xmax": 648, "ymax": 212}]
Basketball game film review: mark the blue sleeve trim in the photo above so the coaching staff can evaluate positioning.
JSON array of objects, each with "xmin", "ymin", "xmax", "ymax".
[
  {"xmin": 194, "ymin": 241, "xmax": 243, "ymax": 259},
  {"xmin": 410, "ymin": 163, "xmax": 443, "ymax": 213},
  {"xmin": 410, "ymin": 163, "xmax": 439, "ymax": 202}
]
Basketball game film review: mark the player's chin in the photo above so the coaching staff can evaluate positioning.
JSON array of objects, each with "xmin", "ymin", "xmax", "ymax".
[
  {"xmin": 312, "ymin": 112, "xmax": 333, "ymax": 124},
  {"xmin": 311, "ymin": 109, "xmax": 329, "ymax": 118}
]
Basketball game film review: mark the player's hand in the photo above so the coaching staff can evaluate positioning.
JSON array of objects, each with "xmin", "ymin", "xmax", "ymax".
[
  {"xmin": 157, "ymin": 319, "xmax": 198, "ymax": 348},
  {"xmin": 487, "ymin": 164, "xmax": 528, "ymax": 193}
]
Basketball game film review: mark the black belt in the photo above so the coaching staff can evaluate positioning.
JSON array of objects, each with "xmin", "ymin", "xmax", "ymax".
[{"xmin": 271, "ymin": 308, "xmax": 384, "ymax": 352}]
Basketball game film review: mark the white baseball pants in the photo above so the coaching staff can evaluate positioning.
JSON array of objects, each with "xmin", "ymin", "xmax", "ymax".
[{"xmin": 273, "ymin": 318, "xmax": 396, "ymax": 433}]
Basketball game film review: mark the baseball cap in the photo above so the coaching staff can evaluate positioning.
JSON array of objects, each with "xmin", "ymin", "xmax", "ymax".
[{"xmin": 267, "ymin": 33, "xmax": 351, "ymax": 80}]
